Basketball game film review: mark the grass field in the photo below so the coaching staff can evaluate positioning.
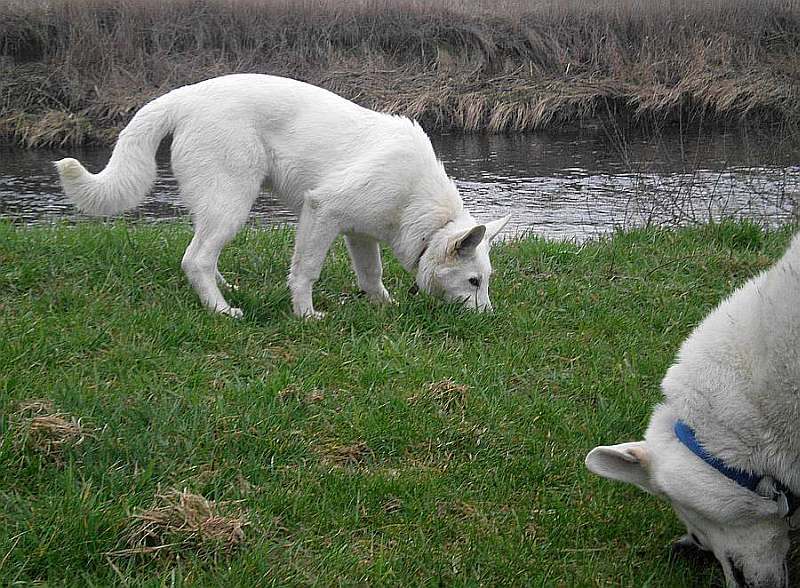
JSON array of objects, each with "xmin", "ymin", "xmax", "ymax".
[
  {"xmin": 1, "ymin": 220, "xmax": 796, "ymax": 585},
  {"xmin": 2, "ymin": 0, "xmax": 800, "ymax": 146}
]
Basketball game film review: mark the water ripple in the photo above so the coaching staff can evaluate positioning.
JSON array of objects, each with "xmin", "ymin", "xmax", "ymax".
[{"xmin": 2, "ymin": 131, "xmax": 798, "ymax": 241}]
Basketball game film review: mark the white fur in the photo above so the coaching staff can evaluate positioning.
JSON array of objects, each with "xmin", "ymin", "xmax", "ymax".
[
  {"xmin": 587, "ymin": 233, "xmax": 800, "ymax": 588},
  {"xmin": 55, "ymin": 74, "xmax": 511, "ymax": 318}
]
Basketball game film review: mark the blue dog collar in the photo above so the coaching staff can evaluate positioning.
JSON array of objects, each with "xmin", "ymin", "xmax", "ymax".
[
  {"xmin": 674, "ymin": 420, "xmax": 762, "ymax": 491},
  {"xmin": 674, "ymin": 420, "xmax": 800, "ymax": 518}
]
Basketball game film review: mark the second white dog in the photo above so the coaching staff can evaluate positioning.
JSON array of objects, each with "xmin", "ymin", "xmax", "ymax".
[
  {"xmin": 586, "ymin": 233, "xmax": 800, "ymax": 588},
  {"xmin": 55, "ymin": 74, "xmax": 510, "ymax": 318}
]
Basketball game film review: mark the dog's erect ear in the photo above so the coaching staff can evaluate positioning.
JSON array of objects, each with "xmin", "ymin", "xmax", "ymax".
[
  {"xmin": 452, "ymin": 225, "xmax": 486, "ymax": 257},
  {"xmin": 585, "ymin": 442, "xmax": 653, "ymax": 493},
  {"xmin": 484, "ymin": 214, "xmax": 512, "ymax": 243}
]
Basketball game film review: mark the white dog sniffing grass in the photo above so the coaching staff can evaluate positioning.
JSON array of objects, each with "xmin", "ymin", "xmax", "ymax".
[
  {"xmin": 586, "ymin": 233, "xmax": 800, "ymax": 588},
  {"xmin": 55, "ymin": 74, "xmax": 510, "ymax": 319}
]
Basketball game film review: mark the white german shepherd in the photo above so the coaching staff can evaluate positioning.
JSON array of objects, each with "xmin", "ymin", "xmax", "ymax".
[
  {"xmin": 587, "ymin": 233, "xmax": 800, "ymax": 588},
  {"xmin": 55, "ymin": 74, "xmax": 510, "ymax": 318}
]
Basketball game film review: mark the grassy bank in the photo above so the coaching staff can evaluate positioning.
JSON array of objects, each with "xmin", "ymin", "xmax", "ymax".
[
  {"xmin": 1, "ymin": 0, "xmax": 800, "ymax": 147},
  {"xmin": 1, "ymin": 220, "xmax": 797, "ymax": 585}
]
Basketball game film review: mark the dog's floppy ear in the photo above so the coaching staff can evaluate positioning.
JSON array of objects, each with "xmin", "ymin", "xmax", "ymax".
[
  {"xmin": 452, "ymin": 225, "xmax": 486, "ymax": 257},
  {"xmin": 484, "ymin": 214, "xmax": 511, "ymax": 243},
  {"xmin": 585, "ymin": 442, "xmax": 653, "ymax": 493}
]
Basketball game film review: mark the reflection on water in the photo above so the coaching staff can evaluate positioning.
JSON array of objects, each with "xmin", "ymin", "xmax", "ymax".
[
  {"xmin": 431, "ymin": 131, "xmax": 799, "ymax": 240},
  {"xmin": 1, "ymin": 129, "xmax": 798, "ymax": 241}
]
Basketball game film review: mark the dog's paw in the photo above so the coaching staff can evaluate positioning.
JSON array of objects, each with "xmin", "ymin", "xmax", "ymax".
[
  {"xmin": 363, "ymin": 287, "xmax": 395, "ymax": 305},
  {"xmin": 293, "ymin": 302, "xmax": 326, "ymax": 320},
  {"xmin": 220, "ymin": 306, "xmax": 244, "ymax": 319}
]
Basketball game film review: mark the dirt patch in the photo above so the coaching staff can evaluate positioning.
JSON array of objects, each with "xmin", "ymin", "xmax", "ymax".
[
  {"xmin": 436, "ymin": 499, "xmax": 479, "ymax": 521},
  {"xmin": 277, "ymin": 385, "xmax": 326, "ymax": 405}
]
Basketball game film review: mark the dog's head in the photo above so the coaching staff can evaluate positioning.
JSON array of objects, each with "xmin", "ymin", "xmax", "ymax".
[
  {"xmin": 416, "ymin": 214, "xmax": 511, "ymax": 311},
  {"xmin": 586, "ymin": 410, "xmax": 795, "ymax": 588}
]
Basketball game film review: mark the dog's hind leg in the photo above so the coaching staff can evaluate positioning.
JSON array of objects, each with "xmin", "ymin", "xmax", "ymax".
[
  {"xmin": 181, "ymin": 179, "xmax": 257, "ymax": 318},
  {"xmin": 345, "ymin": 233, "xmax": 393, "ymax": 305},
  {"xmin": 288, "ymin": 200, "xmax": 340, "ymax": 319}
]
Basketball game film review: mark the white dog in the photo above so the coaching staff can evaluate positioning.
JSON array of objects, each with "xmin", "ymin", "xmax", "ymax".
[
  {"xmin": 55, "ymin": 74, "xmax": 510, "ymax": 318},
  {"xmin": 586, "ymin": 233, "xmax": 800, "ymax": 588}
]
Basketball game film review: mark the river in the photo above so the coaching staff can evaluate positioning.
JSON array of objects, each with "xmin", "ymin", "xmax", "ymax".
[{"xmin": 1, "ymin": 129, "xmax": 797, "ymax": 241}]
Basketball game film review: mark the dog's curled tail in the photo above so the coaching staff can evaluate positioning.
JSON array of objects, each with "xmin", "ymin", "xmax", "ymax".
[{"xmin": 54, "ymin": 97, "xmax": 174, "ymax": 216}]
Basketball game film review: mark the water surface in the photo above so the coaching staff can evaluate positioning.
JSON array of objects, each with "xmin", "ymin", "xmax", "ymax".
[{"xmin": 1, "ymin": 130, "xmax": 798, "ymax": 240}]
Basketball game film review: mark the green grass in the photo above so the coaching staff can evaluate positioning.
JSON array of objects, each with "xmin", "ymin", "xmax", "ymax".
[{"xmin": 0, "ymin": 220, "xmax": 795, "ymax": 586}]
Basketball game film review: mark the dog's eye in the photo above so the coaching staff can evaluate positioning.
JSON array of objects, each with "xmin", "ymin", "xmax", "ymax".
[{"xmin": 468, "ymin": 277, "xmax": 480, "ymax": 287}]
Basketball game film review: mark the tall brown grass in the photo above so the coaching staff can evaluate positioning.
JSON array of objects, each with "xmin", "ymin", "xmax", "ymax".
[{"xmin": 1, "ymin": 0, "xmax": 799, "ymax": 146}]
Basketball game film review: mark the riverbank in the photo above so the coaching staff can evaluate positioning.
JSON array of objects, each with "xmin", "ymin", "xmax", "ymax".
[
  {"xmin": 1, "ymin": 220, "xmax": 796, "ymax": 585},
  {"xmin": 2, "ymin": 0, "xmax": 800, "ymax": 147}
]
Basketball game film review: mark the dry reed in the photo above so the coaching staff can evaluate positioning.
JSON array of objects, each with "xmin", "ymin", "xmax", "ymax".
[{"xmin": 1, "ymin": 0, "xmax": 799, "ymax": 146}]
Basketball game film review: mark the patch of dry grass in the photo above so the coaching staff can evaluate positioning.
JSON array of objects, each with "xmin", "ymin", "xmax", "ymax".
[
  {"xmin": 409, "ymin": 378, "xmax": 469, "ymax": 415},
  {"xmin": 11, "ymin": 399, "xmax": 93, "ymax": 463},
  {"xmin": 318, "ymin": 440, "xmax": 374, "ymax": 469},
  {"xmin": 277, "ymin": 384, "xmax": 326, "ymax": 404},
  {"xmin": 436, "ymin": 499, "xmax": 479, "ymax": 521},
  {"xmin": 110, "ymin": 489, "xmax": 248, "ymax": 559}
]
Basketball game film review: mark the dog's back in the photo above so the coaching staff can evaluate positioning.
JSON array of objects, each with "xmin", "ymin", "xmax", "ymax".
[
  {"xmin": 161, "ymin": 74, "xmax": 461, "ymax": 210},
  {"xmin": 661, "ymin": 233, "xmax": 800, "ymax": 475}
]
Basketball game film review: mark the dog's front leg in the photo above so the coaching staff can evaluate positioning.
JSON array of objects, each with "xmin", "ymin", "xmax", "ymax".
[
  {"xmin": 344, "ymin": 233, "xmax": 393, "ymax": 305},
  {"xmin": 288, "ymin": 201, "xmax": 339, "ymax": 319}
]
